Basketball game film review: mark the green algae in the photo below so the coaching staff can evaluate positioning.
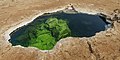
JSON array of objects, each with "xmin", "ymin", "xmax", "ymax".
[
  {"xmin": 9, "ymin": 17, "xmax": 71, "ymax": 50},
  {"xmin": 9, "ymin": 11, "xmax": 109, "ymax": 50}
]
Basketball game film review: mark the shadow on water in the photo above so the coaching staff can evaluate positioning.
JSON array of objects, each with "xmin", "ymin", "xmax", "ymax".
[{"xmin": 9, "ymin": 11, "xmax": 111, "ymax": 49}]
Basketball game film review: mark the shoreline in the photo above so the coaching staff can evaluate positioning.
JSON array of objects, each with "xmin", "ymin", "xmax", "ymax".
[
  {"xmin": 3, "ymin": 5, "xmax": 101, "ymax": 41},
  {"xmin": 2, "ymin": 5, "xmax": 106, "ymax": 52},
  {"xmin": 3, "ymin": 7, "xmax": 66, "ymax": 41}
]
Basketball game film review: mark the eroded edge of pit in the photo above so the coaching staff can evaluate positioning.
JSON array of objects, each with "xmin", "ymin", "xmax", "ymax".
[{"xmin": 3, "ymin": 4, "xmax": 116, "ymax": 52}]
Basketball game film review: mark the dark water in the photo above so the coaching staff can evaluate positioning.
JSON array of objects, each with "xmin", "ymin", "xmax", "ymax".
[
  {"xmin": 9, "ymin": 11, "xmax": 111, "ymax": 47},
  {"xmin": 34, "ymin": 11, "xmax": 109, "ymax": 37},
  {"xmin": 10, "ymin": 11, "xmax": 110, "ymax": 38}
]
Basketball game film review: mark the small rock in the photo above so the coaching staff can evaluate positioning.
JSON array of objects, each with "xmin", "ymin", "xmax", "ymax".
[{"xmin": 106, "ymin": 33, "xmax": 112, "ymax": 37}]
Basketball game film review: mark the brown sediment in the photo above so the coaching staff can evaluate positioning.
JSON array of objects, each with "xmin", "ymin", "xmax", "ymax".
[{"xmin": 0, "ymin": 0, "xmax": 120, "ymax": 60}]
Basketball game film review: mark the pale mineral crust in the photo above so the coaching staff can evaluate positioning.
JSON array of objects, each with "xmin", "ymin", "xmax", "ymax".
[{"xmin": 0, "ymin": 0, "xmax": 120, "ymax": 60}]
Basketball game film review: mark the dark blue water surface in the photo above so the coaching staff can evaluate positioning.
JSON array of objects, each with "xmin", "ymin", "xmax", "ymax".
[
  {"xmin": 34, "ymin": 11, "xmax": 108, "ymax": 37},
  {"xmin": 10, "ymin": 11, "xmax": 110, "ymax": 39}
]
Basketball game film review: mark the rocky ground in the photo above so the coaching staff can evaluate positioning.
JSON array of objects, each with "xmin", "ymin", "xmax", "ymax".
[{"xmin": 0, "ymin": 0, "xmax": 120, "ymax": 60}]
